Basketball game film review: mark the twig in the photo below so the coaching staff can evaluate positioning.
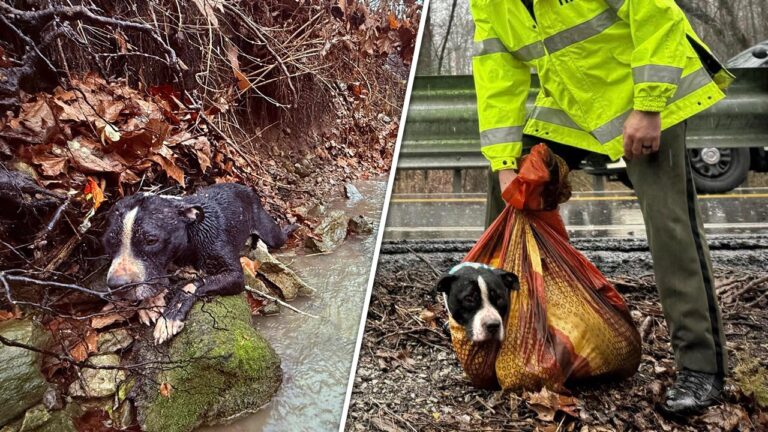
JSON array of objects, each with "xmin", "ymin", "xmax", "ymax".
[
  {"xmin": 1, "ymin": 272, "xmax": 109, "ymax": 300},
  {"xmin": 245, "ymin": 285, "xmax": 318, "ymax": 319},
  {"xmin": 405, "ymin": 245, "xmax": 441, "ymax": 277}
]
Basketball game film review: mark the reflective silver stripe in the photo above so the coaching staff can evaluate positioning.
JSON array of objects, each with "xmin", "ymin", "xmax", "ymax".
[
  {"xmin": 591, "ymin": 110, "xmax": 631, "ymax": 144},
  {"xmin": 543, "ymin": 8, "xmax": 619, "ymax": 54},
  {"xmin": 590, "ymin": 68, "xmax": 714, "ymax": 144},
  {"xmin": 480, "ymin": 126, "xmax": 523, "ymax": 147},
  {"xmin": 474, "ymin": 38, "xmax": 509, "ymax": 56},
  {"xmin": 670, "ymin": 68, "xmax": 713, "ymax": 103},
  {"xmin": 529, "ymin": 106, "xmax": 580, "ymax": 129},
  {"xmin": 605, "ymin": 0, "xmax": 626, "ymax": 11},
  {"xmin": 633, "ymin": 65, "xmax": 683, "ymax": 85},
  {"xmin": 512, "ymin": 41, "xmax": 546, "ymax": 62}
]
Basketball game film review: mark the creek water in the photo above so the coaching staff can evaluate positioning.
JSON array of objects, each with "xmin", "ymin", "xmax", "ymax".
[{"xmin": 201, "ymin": 178, "xmax": 386, "ymax": 432}]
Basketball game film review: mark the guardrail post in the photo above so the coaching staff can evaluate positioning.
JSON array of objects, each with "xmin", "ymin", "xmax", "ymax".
[{"xmin": 452, "ymin": 169, "xmax": 462, "ymax": 193}]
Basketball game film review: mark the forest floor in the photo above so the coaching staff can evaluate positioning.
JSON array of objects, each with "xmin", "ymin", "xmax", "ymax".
[{"xmin": 346, "ymin": 239, "xmax": 768, "ymax": 432}]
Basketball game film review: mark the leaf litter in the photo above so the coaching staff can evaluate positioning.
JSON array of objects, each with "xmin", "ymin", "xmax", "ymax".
[{"xmin": 346, "ymin": 249, "xmax": 768, "ymax": 432}]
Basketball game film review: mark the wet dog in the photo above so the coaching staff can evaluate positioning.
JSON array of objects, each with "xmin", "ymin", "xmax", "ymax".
[
  {"xmin": 102, "ymin": 183, "xmax": 295, "ymax": 344},
  {"xmin": 436, "ymin": 262, "xmax": 519, "ymax": 343}
]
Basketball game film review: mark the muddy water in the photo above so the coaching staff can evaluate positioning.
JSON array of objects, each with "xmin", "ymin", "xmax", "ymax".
[{"xmin": 201, "ymin": 179, "xmax": 386, "ymax": 432}]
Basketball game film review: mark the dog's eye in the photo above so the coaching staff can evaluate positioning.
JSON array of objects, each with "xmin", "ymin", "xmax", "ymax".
[
  {"xmin": 462, "ymin": 291, "xmax": 479, "ymax": 306},
  {"xmin": 145, "ymin": 236, "xmax": 159, "ymax": 246}
]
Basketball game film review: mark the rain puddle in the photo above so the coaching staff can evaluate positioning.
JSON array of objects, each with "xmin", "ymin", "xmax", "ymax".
[{"xmin": 202, "ymin": 178, "xmax": 387, "ymax": 432}]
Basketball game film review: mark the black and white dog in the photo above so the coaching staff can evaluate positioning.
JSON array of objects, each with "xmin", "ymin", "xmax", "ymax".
[
  {"xmin": 102, "ymin": 183, "xmax": 295, "ymax": 344},
  {"xmin": 436, "ymin": 262, "xmax": 520, "ymax": 343}
]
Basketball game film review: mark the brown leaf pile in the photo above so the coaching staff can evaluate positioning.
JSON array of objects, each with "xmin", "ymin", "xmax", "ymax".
[{"xmin": 0, "ymin": 73, "xmax": 235, "ymax": 197}]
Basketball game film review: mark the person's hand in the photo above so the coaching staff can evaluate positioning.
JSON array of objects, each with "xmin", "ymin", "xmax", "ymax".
[
  {"xmin": 623, "ymin": 110, "xmax": 661, "ymax": 160},
  {"xmin": 498, "ymin": 169, "xmax": 517, "ymax": 195}
]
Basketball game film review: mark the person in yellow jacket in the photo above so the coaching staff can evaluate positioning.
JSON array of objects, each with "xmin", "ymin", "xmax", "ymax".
[{"xmin": 472, "ymin": 0, "xmax": 733, "ymax": 416}]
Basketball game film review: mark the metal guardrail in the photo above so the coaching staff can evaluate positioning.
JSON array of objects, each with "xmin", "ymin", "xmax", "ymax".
[{"xmin": 398, "ymin": 68, "xmax": 768, "ymax": 170}]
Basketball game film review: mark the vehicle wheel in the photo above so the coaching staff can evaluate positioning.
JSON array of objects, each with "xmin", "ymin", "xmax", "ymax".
[{"xmin": 688, "ymin": 147, "xmax": 750, "ymax": 194}]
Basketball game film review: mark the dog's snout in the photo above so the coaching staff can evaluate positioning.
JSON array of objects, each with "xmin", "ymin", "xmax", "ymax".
[
  {"xmin": 484, "ymin": 321, "xmax": 501, "ymax": 335},
  {"xmin": 107, "ymin": 273, "xmax": 132, "ymax": 290},
  {"xmin": 106, "ymin": 256, "xmax": 146, "ymax": 292}
]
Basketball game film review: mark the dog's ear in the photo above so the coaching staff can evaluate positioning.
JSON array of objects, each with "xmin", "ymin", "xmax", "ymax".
[
  {"xmin": 493, "ymin": 269, "xmax": 520, "ymax": 291},
  {"xmin": 436, "ymin": 274, "xmax": 458, "ymax": 293},
  {"xmin": 180, "ymin": 205, "xmax": 205, "ymax": 224}
]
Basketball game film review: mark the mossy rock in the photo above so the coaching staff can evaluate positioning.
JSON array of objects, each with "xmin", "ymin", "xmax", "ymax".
[
  {"xmin": 0, "ymin": 320, "xmax": 51, "ymax": 427},
  {"xmin": 133, "ymin": 294, "xmax": 281, "ymax": 432}
]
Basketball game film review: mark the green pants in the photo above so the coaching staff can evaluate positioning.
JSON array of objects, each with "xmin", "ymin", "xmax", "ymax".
[{"xmin": 485, "ymin": 122, "xmax": 727, "ymax": 377}]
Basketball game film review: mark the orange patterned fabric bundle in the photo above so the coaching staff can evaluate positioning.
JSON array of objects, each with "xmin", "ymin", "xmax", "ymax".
[{"xmin": 449, "ymin": 144, "xmax": 641, "ymax": 391}]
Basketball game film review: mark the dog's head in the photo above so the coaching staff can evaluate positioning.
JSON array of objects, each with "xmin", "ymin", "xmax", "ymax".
[
  {"xmin": 102, "ymin": 193, "xmax": 203, "ymax": 301},
  {"xmin": 437, "ymin": 262, "xmax": 519, "ymax": 343}
]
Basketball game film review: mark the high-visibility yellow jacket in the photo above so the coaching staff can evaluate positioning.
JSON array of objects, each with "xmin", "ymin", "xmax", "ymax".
[{"xmin": 471, "ymin": 0, "xmax": 734, "ymax": 171}]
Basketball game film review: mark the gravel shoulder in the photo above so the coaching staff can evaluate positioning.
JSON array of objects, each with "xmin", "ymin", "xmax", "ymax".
[{"xmin": 345, "ymin": 237, "xmax": 768, "ymax": 432}]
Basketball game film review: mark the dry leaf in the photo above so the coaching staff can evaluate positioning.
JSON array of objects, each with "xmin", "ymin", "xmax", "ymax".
[
  {"xmin": 91, "ymin": 304, "xmax": 131, "ymax": 329},
  {"xmin": 150, "ymin": 154, "xmax": 185, "ymax": 187},
  {"xmin": 68, "ymin": 329, "xmax": 98, "ymax": 362},
  {"xmin": 387, "ymin": 13, "xmax": 399, "ymax": 29},
  {"xmin": 192, "ymin": 0, "xmax": 222, "ymax": 28},
  {"xmin": 0, "ymin": 307, "xmax": 21, "ymax": 321},
  {"xmin": 245, "ymin": 292, "xmax": 267, "ymax": 315},
  {"xmin": 83, "ymin": 176, "xmax": 105, "ymax": 210},
  {"xmin": 159, "ymin": 382, "xmax": 173, "ymax": 398},
  {"xmin": 226, "ymin": 44, "xmax": 251, "ymax": 91},
  {"xmin": 240, "ymin": 257, "xmax": 261, "ymax": 276},
  {"xmin": 524, "ymin": 387, "xmax": 580, "ymax": 422},
  {"xmin": 115, "ymin": 30, "xmax": 127, "ymax": 53}
]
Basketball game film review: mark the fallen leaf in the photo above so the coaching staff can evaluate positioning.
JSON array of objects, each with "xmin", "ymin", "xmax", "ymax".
[
  {"xmin": 67, "ymin": 138, "xmax": 124, "ymax": 174},
  {"xmin": 192, "ymin": 0, "xmax": 223, "ymax": 27},
  {"xmin": 68, "ymin": 329, "xmax": 98, "ymax": 362},
  {"xmin": 83, "ymin": 177, "xmax": 105, "ymax": 209},
  {"xmin": 191, "ymin": 137, "xmax": 212, "ymax": 173},
  {"xmin": 524, "ymin": 387, "xmax": 580, "ymax": 422},
  {"xmin": 91, "ymin": 304, "xmax": 131, "ymax": 329},
  {"xmin": 159, "ymin": 382, "xmax": 173, "ymax": 398},
  {"xmin": 240, "ymin": 257, "xmax": 261, "ymax": 276},
  {"xmin": 419, "ymin": 309, "xmax": 437, "ymax": 328},
  {"xmin": 245, "ymin": 292, "xmax": 267, "ymax": 315},
  {"xmin": 150, "ymin": 154, "xmax": 185, "ymax": 187},
  {"xmin": 388, "ymin": 13, "xmax": 400, "ymax": 29},
  {"xmin": 114, "ymin": 30, "xmax": 127, "ymax": 53},
  {"xmin": 226, "ymin": 43, "xmax": 251, "ymax": 91},
  {"xmin": 34, "ymin": 154, "xmax": 68, "ymax": 177},
  {"xmin": 0, "ymin": 307, "xmax": 20, "ymax": 321}
]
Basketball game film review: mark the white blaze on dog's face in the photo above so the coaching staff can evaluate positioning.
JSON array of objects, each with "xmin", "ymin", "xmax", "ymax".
[
  {"xmin": 437, "ymin": 264, "xmax": 520, "ymax": 343},
  {"xmin": 106, "ymin": 207, "xmax": 147, "ymax": 293},
  {"xmin": 470, "ymin": 275, "xmax": 504, "ymax": 342}
]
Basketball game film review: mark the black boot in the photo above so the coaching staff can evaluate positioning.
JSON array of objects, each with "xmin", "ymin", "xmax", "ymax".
[{"xmin": 660, "ymin": 369, "xmax": 724, "ymax": 416}]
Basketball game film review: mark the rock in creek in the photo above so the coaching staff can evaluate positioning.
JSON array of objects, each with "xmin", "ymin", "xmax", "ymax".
[
  {"xmin": 0, "ymin": 320, "xmax": 51, "ymax": 427},
  {"xmin": 345, "ymin": 183, "xmax": 364, "ymax": 202},
  {"xmin": 305, "ymin": 210, "xmax": 350, "ymax": 253},
  {"xmin": 2, "ymin": 404, "xmax": 77, "ymax": 432},
  {"xmin": 348, "ymin": 215, "xmax": 374, "ymax": 235},
  {"xmin": 132, "ymin": 294, "xmax": 281, "ymax": 432},
  {"xmin": 246, "ymin": 242, "xmax": 314, "ymax": 301},
  {"xmin": 68, "ymin": 354, "xmax": 126, "ymax": 398},
  {"xmin": 97, "ymin": 328, "xmax": 133, "ymax": 353}
]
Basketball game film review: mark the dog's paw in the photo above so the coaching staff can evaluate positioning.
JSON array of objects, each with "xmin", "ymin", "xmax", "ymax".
[
  {"xmin": 137, "ymin": 291, "xmax": 167, "ymax": 326},
  {"xmin": 153, "ymin": 316, "xmax": 185, "ymax": 345}
]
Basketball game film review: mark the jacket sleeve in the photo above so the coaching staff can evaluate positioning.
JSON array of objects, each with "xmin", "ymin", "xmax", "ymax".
[
  {"xmin": 470, "ymin": 1, "xmax": 529, "ymax": 171},
  {"xmin": 610, "ymin": 0, "xmax": 688, "ymax": 112}
]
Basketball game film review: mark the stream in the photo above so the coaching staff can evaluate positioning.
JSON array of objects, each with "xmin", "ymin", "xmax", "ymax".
[{"xmin": 201, "ymin": 178, "xmax": 387, "ymax": 432}]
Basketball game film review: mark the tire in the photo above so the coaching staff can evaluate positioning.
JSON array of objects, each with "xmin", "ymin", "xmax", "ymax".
[{"xmin": 688, "ymin": 147, "xmax": 750, "ymax": 194}]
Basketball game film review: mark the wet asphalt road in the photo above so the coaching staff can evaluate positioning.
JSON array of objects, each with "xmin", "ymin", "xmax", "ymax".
[{"xmin": 384, "ymin": 187, "xmax": 768, "ymax": 240}]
